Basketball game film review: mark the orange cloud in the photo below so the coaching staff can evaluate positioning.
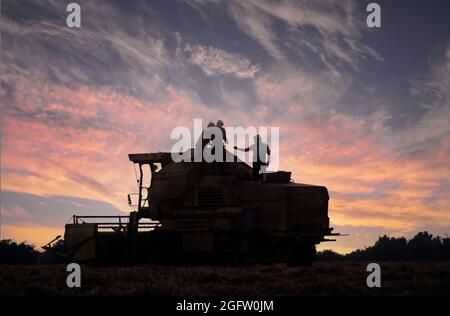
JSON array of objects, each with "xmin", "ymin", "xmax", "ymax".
[{"xmin": 1, "ymin": 223, "xmax": 63, "ymax": 249}]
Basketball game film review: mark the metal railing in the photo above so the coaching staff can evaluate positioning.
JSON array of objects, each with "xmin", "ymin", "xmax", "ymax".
[{"xmin": 70, "ymin": 215, "xmax": 161, "ymax": 232}]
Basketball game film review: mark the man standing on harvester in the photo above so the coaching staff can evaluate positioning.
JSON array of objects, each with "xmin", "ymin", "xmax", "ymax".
[{"xmin": 234, "ymin": 134, "xmax": 271, "ymax": 180}]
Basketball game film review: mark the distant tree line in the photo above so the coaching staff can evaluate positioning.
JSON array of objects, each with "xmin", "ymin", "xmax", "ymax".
[
  {"xmin": 1, "ymin": 231, "xmax": 449, "ymax": 264},
  {"xmin": 0, "ymin": 239, "xmax": 67, "ymax": 265},
  {"xmin": 317, "ymin": 231, "xmax": 450, "ymax": 261},
  {"xmin": 0, "ymin": 239, "xmax": 38, "ymax": 264}
]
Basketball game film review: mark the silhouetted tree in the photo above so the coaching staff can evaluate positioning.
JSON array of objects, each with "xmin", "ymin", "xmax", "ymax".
[
  {"xmin": 371, "ymin": 235, "xmax": 408, "ymax": 260},
  {"xmin": 316, "ymin": 250, "xmax": 343, "ymax": 261},
  {"xmin": 318, "ymin": 231, "xmax": 450, "ymax": 262},
  {"xmin": 407, "ymin": 231, "xmax": 440, "ymax": 260},
  {"xmin": 0, "ymin": 239, "xmax": 38, "ymax": 264},
  {"xmin": 442, "ymin": 237, "xmax": 450, "ymax": 261}
]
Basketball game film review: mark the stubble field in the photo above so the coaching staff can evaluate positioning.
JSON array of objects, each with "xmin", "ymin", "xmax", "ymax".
[{"xmin": 1, "ymin": 262, "xmax": 449, "ymax": 296}]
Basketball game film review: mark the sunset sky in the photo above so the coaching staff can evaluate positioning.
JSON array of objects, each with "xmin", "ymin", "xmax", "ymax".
[{"xmin": 1, "ymin": 0, "xmax": 450, "ymax": 253}]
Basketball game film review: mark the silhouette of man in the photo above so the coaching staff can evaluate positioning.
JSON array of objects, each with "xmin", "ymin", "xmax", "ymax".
[
  {"xmin": 202, "ymin": 122, "xmax": 215, "ymax": 150},
  {"xmin": 195, "ymin": 122, "xmax": 215, "ymax": 162},
  {"xmin": 216, "ymin": 120, "xmax": 227, "ymax": 145},
  {"xmin": 234, "ymin": 134, "xmax": 271, "ymax": 180},
  {"xmin": 215, "ymin": 120, "xmax": 227, "ymax": 175}
]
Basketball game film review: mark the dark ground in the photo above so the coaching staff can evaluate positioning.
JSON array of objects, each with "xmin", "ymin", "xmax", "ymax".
[{"xmin": 1, "ymin": 262, "xmax": 449, "ymax": 296}]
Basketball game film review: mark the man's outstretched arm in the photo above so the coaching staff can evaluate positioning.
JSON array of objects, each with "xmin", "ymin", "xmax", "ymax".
[{"xmin": 233, "ymin": 146, "xmax": 250, "ymax": 152}]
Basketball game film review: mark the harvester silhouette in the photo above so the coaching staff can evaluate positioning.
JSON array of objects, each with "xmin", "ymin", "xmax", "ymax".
[{"xmin": 49, "ymin": 148, "xmax": 338, "ymax": 265}]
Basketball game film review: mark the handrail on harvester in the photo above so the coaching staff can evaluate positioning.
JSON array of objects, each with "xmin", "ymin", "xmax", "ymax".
[{"xmin": 70, "ymin": 215, "xmax": 161, "ymax": 230}]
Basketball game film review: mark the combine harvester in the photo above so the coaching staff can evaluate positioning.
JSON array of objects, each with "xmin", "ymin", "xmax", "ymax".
[{"xmin": 49, "ymin": 149, "xmax": 338, "ymax": 265}]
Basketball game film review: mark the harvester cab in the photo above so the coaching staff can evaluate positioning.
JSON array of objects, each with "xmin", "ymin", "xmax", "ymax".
[{"xmin": 127, "ymin": 152, "xmax": 173, "ymax": 216}]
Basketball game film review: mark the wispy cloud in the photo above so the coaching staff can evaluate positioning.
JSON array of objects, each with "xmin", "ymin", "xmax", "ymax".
[
  {"xmin": 189, "ymin": 0, "xmax": 383, "ymax": 72},
  {"xmin": 186, "ymin": 44, "xmax": 260, "ymax": 78}
]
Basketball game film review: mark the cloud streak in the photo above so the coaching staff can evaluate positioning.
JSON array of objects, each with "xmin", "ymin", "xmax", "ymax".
[{"xmin": 186, "ymin": 44, "xmax": 260, "ymax": 78}]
